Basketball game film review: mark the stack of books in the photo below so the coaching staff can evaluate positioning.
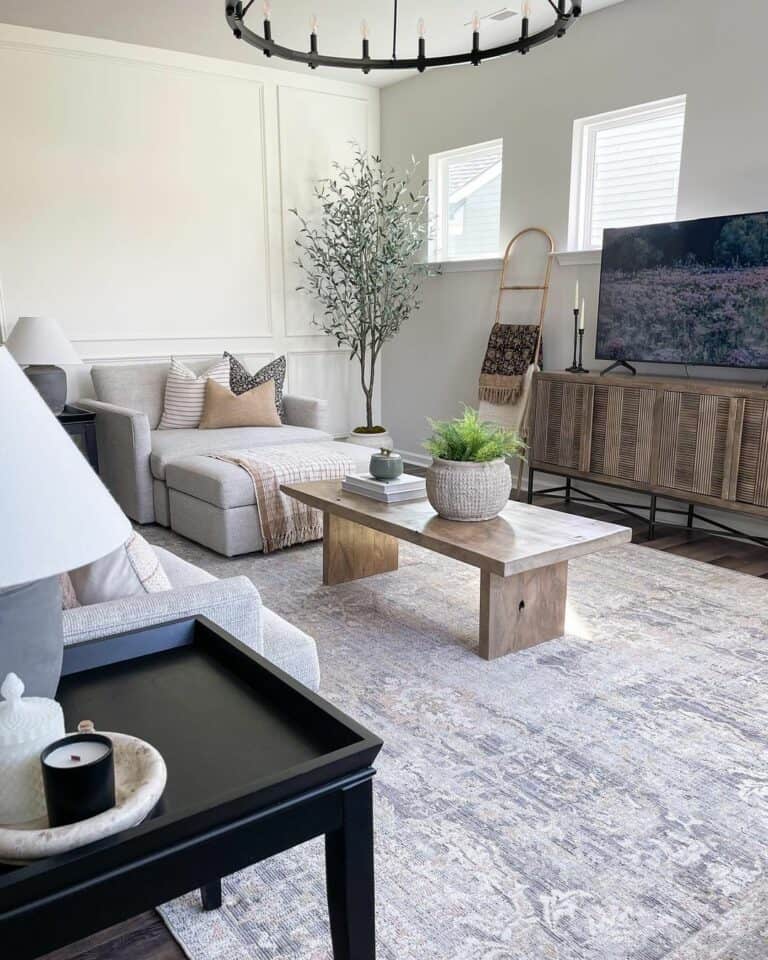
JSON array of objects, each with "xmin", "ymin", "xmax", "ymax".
[{"xmin": 341, "ymin": 472, "xmax": 427, "ymax": 503}]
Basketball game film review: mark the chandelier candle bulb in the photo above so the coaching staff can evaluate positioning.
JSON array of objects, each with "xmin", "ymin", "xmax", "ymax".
[
  {"xmin": 309, "ymin": 15, "xmax": 318, "ymax": 64},
  {"xmin": 361, "ymin": 19, "xmax": 370, "ymax": 66}
]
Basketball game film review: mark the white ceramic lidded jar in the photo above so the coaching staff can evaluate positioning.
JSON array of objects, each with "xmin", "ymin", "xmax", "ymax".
[{"xmin": 0, "ymin": 673, "xmax": 65, "ymax": 825}]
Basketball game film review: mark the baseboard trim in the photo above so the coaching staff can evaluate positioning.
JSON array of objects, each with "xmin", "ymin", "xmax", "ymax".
[{"xmin": 396, "ymin": 448, "xmax": 432, "ymax": 468}]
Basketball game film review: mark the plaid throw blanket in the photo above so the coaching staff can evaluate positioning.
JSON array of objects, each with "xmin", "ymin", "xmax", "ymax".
[
  {"xmin": 214, "ymin": 444, "xmax": 353, "ymax": 553},
  {"xmin": 479, "ymin": 324, "xmax": 542, "ymax": 404}
]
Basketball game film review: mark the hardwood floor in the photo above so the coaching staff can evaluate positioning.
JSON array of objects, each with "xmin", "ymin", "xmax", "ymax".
[
  {"xmin": 531, "ymin": 495, "xmax": 768, "ymax": 577},
  {"xmin": 40, "ymin": 913, "xmax": 184, "ymax": 960},
  {"xmin": 37, "ymin": 486, "xmax": 768, "ymax": 960}
]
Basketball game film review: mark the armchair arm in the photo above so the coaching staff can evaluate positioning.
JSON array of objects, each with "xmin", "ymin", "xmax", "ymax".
[
  {"xmin": 282, "ymin": 394, "xmax": 330, "ymax": 432},
  {"xmin": 76, "ymin": 398, "xmax": 154, "ymax": 523},
  {"xmin": 63, "ymin": 576, "xmax": 263, "ymax": 654}
]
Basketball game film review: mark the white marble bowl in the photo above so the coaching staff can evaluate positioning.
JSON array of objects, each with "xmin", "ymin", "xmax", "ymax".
[{"xmin": 0, "ymin": 731, "xmax": 167, "ymax": 863}]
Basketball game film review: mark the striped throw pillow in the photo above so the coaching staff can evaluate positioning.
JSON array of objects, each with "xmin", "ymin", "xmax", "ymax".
[{"xmin": 157, "ymin": 356, "xmax": 231, "ymax": 429}]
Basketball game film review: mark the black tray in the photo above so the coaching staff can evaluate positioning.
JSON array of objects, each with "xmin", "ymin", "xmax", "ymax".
[{"xmin": 1, "ymin": 616, "xmax": 382, "ymax": 896}]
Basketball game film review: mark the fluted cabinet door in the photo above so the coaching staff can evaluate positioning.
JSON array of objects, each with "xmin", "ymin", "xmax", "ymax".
[
  {"xmin": 532, "ymin": 379, "xmax": 593, "ymax": 471},
  {"xmin": 736, "ymin": 398, "xmax": 768, "ymax": 506},
  {"xmin": 655, "ymin": 391, "xmax": 733, "ymax": 497},
  {"xmin": 589, "ymin": 385, "xmax": 656, "ymax": 484}
]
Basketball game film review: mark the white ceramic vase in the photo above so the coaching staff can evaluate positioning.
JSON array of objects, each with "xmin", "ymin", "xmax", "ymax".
[{"xmin": 426, "ymin": 457, "xmax": 512, "ymax": 521}]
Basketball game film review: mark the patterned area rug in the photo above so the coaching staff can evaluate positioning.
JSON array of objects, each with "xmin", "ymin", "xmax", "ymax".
[{"xmin": 142, "ymin": 527, "xmax": 768, "ymax": 960}]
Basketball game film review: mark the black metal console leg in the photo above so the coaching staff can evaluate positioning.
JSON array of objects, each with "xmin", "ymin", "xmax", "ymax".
[
  {"xmin": 565, "ymin": 476, "xmax": 572, "ymax": 504},
  {"xmin": 649, "ymin": 494, "xmax": 657, "ymax": 540},
  {"xmin": 527, "ymin": 466, "xmax": 535, "ymax": 505},
  {"xmin": 200, "ymin": 880, "xmax": 222, "ymax": 911},
  {"xmin": 686, "ymin": 503, "xmax": 694, "ymax": 528},
  {"xmin": 325, "ymin": 778, "xmax": 376, "ymax": 960}
]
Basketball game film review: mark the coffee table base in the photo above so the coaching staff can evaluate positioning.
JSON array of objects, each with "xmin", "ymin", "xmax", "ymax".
[
  {"xmin": 323, "ymin": 512, "xmax": 399, "ymax": 586},
  {"xmin": 320, "ymin": 513, "xmax": 570, "ymax": 659},
  {"xmin": 479, "ymin": 561, "xmax": 568, "ymax": 660}
]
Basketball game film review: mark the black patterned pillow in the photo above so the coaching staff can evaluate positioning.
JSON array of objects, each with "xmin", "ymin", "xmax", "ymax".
[{"xmin": 225, "ymin": 352, "xmax": 286, "ymax": 418}]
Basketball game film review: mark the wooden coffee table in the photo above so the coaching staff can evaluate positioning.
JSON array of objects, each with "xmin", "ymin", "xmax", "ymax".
[{"xmin": 282, "ymin": 481, "xmax": 632, "ymax": 660}]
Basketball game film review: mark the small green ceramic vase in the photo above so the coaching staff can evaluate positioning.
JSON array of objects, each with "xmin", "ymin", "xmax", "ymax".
[{"xmin": 369, "ymin": 448, "xmax": 403, "ymax": 481}]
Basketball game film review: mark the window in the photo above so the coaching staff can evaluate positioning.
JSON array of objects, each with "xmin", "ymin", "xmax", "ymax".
[
  {"xmin": 428, "ymin": 139, "xmax": 503, "ymax": 262},
  {"xmin": 568, "ymin": 95, "xmax": 686, "ymax": 250}
]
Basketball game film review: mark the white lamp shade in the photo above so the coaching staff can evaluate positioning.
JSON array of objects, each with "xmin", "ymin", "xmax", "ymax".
[
  {"xmin": 5, "ymin": 317, "xmax": 82, "ymax": 366},
  {"xmin": 0, "ymin": 347, "xmax": 131, "ymax": 586}
]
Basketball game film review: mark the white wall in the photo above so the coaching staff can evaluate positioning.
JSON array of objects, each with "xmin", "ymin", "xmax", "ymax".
[
  {"xmin": 380, "ymin": 0, "xmax": 768, "ymax": 460},
  {"xmin": 0, "ymin": 24, "xmax": 379, "ymax": 435}
]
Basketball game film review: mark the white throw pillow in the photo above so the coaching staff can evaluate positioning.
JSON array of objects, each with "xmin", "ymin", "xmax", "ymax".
[
  {"xmin": 157, "ymin": 356, "xmax": 231, "ymax": 430},
  {"xmin": 69, "ymin": 532, "xmax": 172, "ymax": 606}
]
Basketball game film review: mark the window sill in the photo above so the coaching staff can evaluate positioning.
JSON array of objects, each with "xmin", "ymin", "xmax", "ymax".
[
  {"xmin": 421, "ymin": 249, "xmax": 602, "ymax": 273},
  {"xmin": 556, "ymin": 250, "xmax": 602, "ymax": 266},
  {"xmin": 421, "ymin": 257, "xmax": 503, "ymax": 275}
]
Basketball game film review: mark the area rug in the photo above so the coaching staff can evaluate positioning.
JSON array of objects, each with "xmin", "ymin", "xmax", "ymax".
[{"xmin": 142, "ymin": 527, "xmax": 768, "ymax": 960}]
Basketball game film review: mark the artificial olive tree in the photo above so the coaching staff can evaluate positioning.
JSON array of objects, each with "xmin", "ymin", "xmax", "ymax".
[{"xmin": 292, "ymin": 148, "xmax": 428, "ymax": 432}]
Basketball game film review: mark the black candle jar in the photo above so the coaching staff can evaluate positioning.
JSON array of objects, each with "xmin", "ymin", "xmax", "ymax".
[{"xmin": 41, "ymin": 733, "xmax": 116, "ymax": 827}]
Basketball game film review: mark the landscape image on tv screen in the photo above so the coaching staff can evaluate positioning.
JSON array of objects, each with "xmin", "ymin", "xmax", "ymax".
[{"xmin": 596, "ymin": 212, "xmax": 768, "ymax": 368}]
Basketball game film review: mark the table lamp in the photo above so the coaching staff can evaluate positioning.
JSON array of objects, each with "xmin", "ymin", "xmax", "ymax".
[
  {"xmin": 0, "ymin": 347, "xmax": 131, "ymax": 697},
  {"xmin": 5, "ymin": 316, "xmax": 82, "ymax": 415}
]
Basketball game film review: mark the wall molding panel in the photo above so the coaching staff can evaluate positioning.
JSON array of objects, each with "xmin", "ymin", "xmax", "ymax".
[{"xmin": 0, "ymin": 23, "xmax": 380, "ymax": 433}]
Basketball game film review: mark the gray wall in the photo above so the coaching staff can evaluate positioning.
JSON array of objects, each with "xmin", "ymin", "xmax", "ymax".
[{"xmin": 381, "ymin": 0, "xmax": 768, "ymax": 459}]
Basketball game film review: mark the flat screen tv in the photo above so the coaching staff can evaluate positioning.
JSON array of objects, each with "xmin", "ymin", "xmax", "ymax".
[{"xmin": 595, "ymin": 212, "xmax": 768, "ymax": 369}]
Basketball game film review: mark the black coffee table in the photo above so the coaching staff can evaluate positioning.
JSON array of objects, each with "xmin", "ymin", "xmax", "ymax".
[{"xmin": 0, "ymin": 617, "xmax": 382, "ymax": 959}]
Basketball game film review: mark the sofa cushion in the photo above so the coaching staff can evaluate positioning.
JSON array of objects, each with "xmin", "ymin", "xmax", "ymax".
[
  {"xmin": 92, "ymin": 362, "xmax": 170, "ymax": 429},
  {"xmin": 164, "ymin": 440, "xmax": 374, "ymax": 508},
  {"xmin": 149, "ymin": 425, "xmax": 332, "ymax": 480},
  {"xmin": 166, "ymin": 456, "xmax": 257, "ymax": 508}
]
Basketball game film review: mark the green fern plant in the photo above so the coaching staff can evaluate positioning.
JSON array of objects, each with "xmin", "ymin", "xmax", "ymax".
[{"xmin": 424, "ymin": 407, "xmax": 526, "ymax": 463}]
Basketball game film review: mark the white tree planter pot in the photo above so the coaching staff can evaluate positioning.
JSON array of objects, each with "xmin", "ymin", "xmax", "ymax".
[
  {"xmin": 426, "ymin": 457, "xmax": 512, "ymax": 522},
  {"xmin": 346, "ymin": 430, "xmax": 394, "ymax": 450}
]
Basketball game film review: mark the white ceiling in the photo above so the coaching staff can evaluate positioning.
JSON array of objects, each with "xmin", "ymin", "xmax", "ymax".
[{"xmin": 0, "ymin": 0, "xmax": 624, "ymax": 86}]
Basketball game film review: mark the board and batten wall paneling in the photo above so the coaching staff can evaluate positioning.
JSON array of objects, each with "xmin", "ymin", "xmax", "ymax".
[
  {"xmin": 279, "ymin": 87, "xmax": 370, "ymax": 338},
  {"xmin": 287, "ymin": 349, "xmax": 352, "ymax": 438},
  {"xmin": 0, "ymin": 41, "xmax": 270, "ymax": 343},
  {"xmin": 0, "ymin": 23, "xmax": 380, "ymax": 435}
]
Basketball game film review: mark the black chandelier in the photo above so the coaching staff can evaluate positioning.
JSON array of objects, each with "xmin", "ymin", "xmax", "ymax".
[{"xmin": 225, "ymin": 0, "xmax": 582, "ymax": 74}]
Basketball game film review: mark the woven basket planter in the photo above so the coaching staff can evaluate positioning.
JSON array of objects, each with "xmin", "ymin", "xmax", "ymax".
[{"xmin": 426, "ymin": 457, "xmax": 512, "ymax": 522}]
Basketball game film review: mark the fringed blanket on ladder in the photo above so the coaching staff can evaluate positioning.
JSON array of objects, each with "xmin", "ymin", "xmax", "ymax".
[{"xmin": 478, "ymin": 323, "xmax": 542, "ymax": 404}]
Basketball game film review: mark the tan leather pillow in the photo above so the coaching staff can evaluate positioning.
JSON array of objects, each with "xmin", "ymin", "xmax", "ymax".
[{"xmin": 199, "ymin": 377, "xmax": 282, "ymax": 429}]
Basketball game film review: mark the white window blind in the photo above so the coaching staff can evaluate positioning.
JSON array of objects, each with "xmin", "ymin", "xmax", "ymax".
[
  {"xmin": 428, "ymin": 139, "xmax": 503, "ymax": 261},
  {"xmin": 568, "ymin": 96, "xmax": 686, "ymax": 250}
]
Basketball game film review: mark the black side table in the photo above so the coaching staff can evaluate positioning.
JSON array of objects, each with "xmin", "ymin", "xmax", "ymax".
[
  {"xmin": 0, "ymin": 617, "xmax": 383, "ymax": 960},
  {"xmin": 57, "ymin": 405, "xmax": 99, "ymax": 474}
]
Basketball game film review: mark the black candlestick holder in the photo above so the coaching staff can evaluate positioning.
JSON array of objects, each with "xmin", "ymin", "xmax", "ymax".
[
  {"xmin": 566, "ymin": 310, "xmax": 589, "ymax": 373},
  {"xmin": 576, "ymin": 329, "xmax": 589, "ymax": 373},
  {"xmin": 566, "ymin": 308, "xmax": 581, "ymax": 372}
]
